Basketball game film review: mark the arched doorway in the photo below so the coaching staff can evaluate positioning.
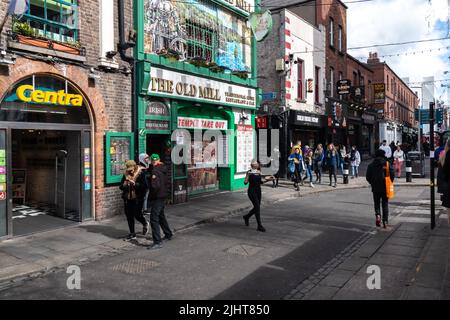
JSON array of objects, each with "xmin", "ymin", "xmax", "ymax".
[{"xmin": 0, "ymin": 74, "xmax": 93, "ymax": 237}]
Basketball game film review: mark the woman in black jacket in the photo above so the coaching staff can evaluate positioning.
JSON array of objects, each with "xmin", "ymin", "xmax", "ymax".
[
  {"xmin": 119, "ymin": 160, "xmax": 149, "ymax": 240},
  {"xmin": 439, "ymin": 139, "xmax": 450, "ymax": 226},
  {"xmin": 243, "ymin": 160, "xmax": 274, "ymax": 232},
  {"xmin": 366, "ymin": 149, "xmax": 395, "ymax": 228}
]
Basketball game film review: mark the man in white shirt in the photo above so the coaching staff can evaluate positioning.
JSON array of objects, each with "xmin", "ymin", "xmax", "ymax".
[{"xmin": 379, "ymin": 140, "xmax": 392, "ymax": 159}]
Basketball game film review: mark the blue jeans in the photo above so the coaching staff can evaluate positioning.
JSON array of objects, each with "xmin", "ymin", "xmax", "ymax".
[
  {"xmin": 305, "ymin": 165, "xmax": 313, "ymax": 182},
  {"xmin": 352, "ymin": 165, "xmax": 359, "ymax": 177},
  {"xmin": 339, "ymin": 162, "xmax": 344, "ymax": 175}
]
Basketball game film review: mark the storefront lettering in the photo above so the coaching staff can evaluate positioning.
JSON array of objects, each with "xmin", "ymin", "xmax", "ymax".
[
  {"xmin": 223, "ymin": 0, "xmax": 252, "ymax": 13},
  {"xmin": 16, "ymin": 85, "xmax": 83, "ymax": 106},
  {"xmin": 151, "ymin": 77, "xmax": 221, "ymax": 101},
  {"xmin": 178, "ymin": 117, "xmax": 227, "ymax": 130}
]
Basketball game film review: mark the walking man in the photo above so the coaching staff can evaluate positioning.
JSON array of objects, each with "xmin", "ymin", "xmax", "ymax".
[
  {"xmin": 379, "ymin": 140, "xmax": 392, "ymax": 160},
  {"xmin": 366, "ymin": 149, "xmax": 395, "ymax": 228},
  {"xmin": 147, "ymin": 154, "xmax": 173, "ymax": 250}
]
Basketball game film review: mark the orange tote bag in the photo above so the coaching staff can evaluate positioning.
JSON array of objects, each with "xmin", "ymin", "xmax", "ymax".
[{"xmin": 385, "ymin": 161, "xmax": 394, "ymax": 199}]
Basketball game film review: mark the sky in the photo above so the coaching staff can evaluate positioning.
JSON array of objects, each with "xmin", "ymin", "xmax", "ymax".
[{"xmin": 345, "ymin": 0, "xmax": 450, "ymax": 103}]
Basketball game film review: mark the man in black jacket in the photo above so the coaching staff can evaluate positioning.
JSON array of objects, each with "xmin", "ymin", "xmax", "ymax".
[
  {"xmin": 147, "ymin": 154, "xmax": 173, "ymax": 250},
  {"xmin": 366, "ymin": 149, "xmax": 395, "ymax": 228}
]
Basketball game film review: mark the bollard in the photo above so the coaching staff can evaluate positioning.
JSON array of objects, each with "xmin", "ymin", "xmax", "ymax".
[
  {"xmin": 405, "ymin": 159, "xmax": 412, "ymax": 182},
  {"xmin": 343, "ymin": 163, "xmax": 349, "ymax": 184}
]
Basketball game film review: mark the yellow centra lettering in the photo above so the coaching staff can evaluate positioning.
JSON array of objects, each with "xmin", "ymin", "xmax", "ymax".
[
  {"xmin": 16, "ymin": 85, "xmax": 33, "ymax": 102},
  {"xmin": 31, "ymin": 90, "xmax": 45, "ymax": 103},
  {"xmin": 15, "ymin": 85, "xmax": 83, "ymax": 106}
]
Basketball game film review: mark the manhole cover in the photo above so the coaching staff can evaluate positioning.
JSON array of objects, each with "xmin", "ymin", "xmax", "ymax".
[
  {"xmin": 112, "ymin": 259, "xmax": 160, "ymax": 274},
  {"xmin": 226, "ymin": 244, "xmax": 263, "ymax": 256}
]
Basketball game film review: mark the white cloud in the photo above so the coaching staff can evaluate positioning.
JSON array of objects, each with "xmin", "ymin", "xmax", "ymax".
[{"xmin": 346, "ymin": 0, "xmax": 450, "ymax": 89}]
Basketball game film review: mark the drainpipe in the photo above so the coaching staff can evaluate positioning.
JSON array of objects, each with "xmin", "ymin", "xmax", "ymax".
[{"xmin": 118, "ymin": 0, "xmax": 138, "ymax": 159}]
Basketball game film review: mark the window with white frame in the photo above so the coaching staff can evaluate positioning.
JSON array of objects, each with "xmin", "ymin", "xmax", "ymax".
[
  {"xmin": 338, "ymin": 25, "xmax": 343, "ymax": 51},
  {"xmin": 330, "ymin": 67, "xmax": 335, "ymax": 97},
  {"xmin": 329, "ymin": 18, "xmax": 334, "ymax": 47}
]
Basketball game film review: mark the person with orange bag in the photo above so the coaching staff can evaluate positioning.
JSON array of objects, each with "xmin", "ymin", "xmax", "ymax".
[{"xmin": 366, "ymin": 149, "xmax": 395, "ymax": 228}]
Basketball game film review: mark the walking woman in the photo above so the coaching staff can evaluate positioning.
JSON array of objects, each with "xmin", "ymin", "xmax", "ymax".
[
  {"xmin": 366, "ymin": 149, "xmax": 395, "ymax": 228},
  {"xmin": 119, "ymin": 160, "xmax": 149, "ymax": 240},
  {"xmin": 303, "ymin": 147, "xmax": 315, "ymax": 188},
  {"xmin": 243, "ymin": 160, "xmax": 274, "ymax": 232},
  {"xmin": 439, "ymin": 139, "xmax": 450, "ymax": 226},
  {"xmin": 393, "ymin": 145, "xmax": 405, "ymax": 178},
  {"xmin": 326, "ymin": 144, "xmax": 339, "ymax": 187},
  {"xmin": 314, "ymin": 144, "xmax": 324, "ymax": 184},
  {"xmin": 289, "ymin": 147, "xmax": 304, "ymax": 191},
  {"xmin": 350, "ymin": 145, "xmax": 361, "ymax": 178}
]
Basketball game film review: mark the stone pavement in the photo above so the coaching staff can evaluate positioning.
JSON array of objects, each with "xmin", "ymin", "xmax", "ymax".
[
  {"xmin": 0, "ymin": 173, "xmax": 430, "ymax": 289},
  {"xmin": 289, "ymin": 210, "xmax": 450, "ymax": 300}
]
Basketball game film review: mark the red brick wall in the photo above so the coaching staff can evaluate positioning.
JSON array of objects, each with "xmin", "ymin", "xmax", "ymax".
[{"xmin": 317, "ymin": 0, "xmax": 348, "ymax": 92}]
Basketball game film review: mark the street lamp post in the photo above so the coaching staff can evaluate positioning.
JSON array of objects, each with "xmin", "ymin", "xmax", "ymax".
[{"xmin": 430, "ymin": 101, "xmax": 436, "ymax": 230}]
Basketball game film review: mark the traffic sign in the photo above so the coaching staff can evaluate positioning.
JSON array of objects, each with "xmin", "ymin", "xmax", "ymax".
[
  {"xmin": 261, "ymin": 92, "xmax": 277, "ymax": 100},
  {"xmin": 414, "ymin": 109, "xmax": 443, "ymax": 124},
  {"xmin": 0, "ymin": 191, "xmax": 6, "ymax": 200}
]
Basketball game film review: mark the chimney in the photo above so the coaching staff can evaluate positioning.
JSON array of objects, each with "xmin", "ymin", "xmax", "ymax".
[{"xmin": 367, "ymin": 52, "xmax": 380, "ymax": 64}]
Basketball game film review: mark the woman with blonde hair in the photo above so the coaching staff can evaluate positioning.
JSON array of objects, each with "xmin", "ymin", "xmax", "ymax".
[
  {"xmin": 438, "ymin": 139, "xmax": 450, "ymax": 225},
  {"xmin": 119, "ymin": 160, "xmax": 149, "ymax": 240}
]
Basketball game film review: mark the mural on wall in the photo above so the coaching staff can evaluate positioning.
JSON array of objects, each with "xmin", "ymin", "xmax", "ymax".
[{"xmin": 143, "ymin": 0, "xmax": 252, "ymax": 72}]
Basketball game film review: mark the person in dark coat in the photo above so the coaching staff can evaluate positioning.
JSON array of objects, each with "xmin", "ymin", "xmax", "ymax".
[
  {"xmin": 438, "ymin": 140, "xmax": 450, "ymax": 226},
  {"xmin": 325, "ymin": 143, "xmax": 339, "ymax": 188},
  {"xmin": 147, "ymin": 154, "xmax": 173, "ymax": 250},
  {"xmin": 243, "ymin": 160, "xmax": 274, "ymax": 232},
  {"xmin": 366, "ymin": 149, "xmax": 395, "ymax": 228},
  {"xmin": 119, "ymin": 160, "xmax": 149, "ymax": 241}
]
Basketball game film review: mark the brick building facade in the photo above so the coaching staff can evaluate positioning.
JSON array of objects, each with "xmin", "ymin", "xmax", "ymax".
[
  {"xmin": 0, "ymin": 0, "xmax": 135, "ymax": 239},
  {"xmin": 367, "ymin": 52, "xmax": 419, "ymax": 148}
]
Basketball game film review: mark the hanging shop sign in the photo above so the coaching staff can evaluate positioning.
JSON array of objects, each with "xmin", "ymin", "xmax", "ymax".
[
  {"xmin": 337, "ymin": 80, "xmax": 351, "ymax": 95},
  {"xmin": 177, "ymin": 117, "xmax": 228, "ymax": 130},
  {"xmin": 249, "ymin": 10, "xmax": 273, "ymax": 42},
  {"xmin": 15, "ymin": 84, "xmax": 83, "ymax": 106},
  {"xmin": 149, "ymin": 67, "xmax": 256, "ymax": 108},
  {"xmin": 362, "ymin": 113, "xmax": 375, "ymax": 124},
  {"xmin": 374, "ymin": 83, "xmax": 386, "ymax": 104}
]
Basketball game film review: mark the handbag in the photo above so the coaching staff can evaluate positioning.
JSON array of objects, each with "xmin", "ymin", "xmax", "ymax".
[{"xmin": 385, "ymin": 161, "xmax": 394, "ymax": 199}]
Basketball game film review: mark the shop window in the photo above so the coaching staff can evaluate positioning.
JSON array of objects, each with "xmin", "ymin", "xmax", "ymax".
[
  {"xmin": 15, "ymin": 0, "xmax": 78, "ymax": 43},
  {"xmin": 0, "ymin": 74, "xmax": 89, "ymax": 124}
]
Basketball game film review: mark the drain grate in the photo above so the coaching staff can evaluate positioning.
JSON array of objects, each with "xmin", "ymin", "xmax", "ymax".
[
  {"xmin": 226, "ymin": 244, "xmax": 263, "ymax": 256},
  {"xmin": 112, "ymin": 259, "xmax": 160, "ymax": 274}
]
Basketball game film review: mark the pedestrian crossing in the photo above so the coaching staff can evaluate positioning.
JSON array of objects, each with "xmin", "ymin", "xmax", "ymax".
[{"xmin": 392, "ymin": 199, "xmax": 444, "ymax": 224}]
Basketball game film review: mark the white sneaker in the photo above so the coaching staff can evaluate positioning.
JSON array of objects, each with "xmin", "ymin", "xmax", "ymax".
[{"xmin": 310, "ymin": 183, "xmax": 314, "ymax": 188}]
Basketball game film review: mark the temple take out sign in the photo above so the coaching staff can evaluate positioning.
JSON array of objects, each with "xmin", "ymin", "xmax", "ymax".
[
  {"xmin": 16, "ymin": 85, "xmax": 83, "ymax": 106},
  {"xmin": 177, "ymin": 117, "xmax": 228, "ymax": 130},
  {"xmin": 149, "ymin": 67, "xmax": 256, "ymax": 108}
]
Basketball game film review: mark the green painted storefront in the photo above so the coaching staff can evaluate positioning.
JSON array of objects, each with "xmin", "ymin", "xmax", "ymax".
[{"xmin": 134, "ymin": 0, "xmax": 261, "ymax": 202}]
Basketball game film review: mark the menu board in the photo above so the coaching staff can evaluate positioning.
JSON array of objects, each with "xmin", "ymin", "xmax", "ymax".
[
  {"xmin": 236, "ymin": 125, "xmax": 254, "ymax": 173},
  {"xmin": 109, "ymin": 137, "xmax": 131, "ymax": 177}
]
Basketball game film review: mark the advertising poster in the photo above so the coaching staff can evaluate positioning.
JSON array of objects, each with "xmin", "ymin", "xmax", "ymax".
[
  {"xmin": 187, "ymin": 138, "xmax": 218, "ymax": 194},
  {"xmin": 236, "ymin": 124, "xmax": 254, "ymax": 173},
  {"xmin": 109, "ymin": 137, "xmax": 131, "ymax": 177}
]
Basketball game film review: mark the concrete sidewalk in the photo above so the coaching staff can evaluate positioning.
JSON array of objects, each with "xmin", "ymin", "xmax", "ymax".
[
  {"xmin": 0, "ymin": 174, "xmax": 430, "ymax": 289},
  {"xmin": 293, "ymin": 211, "xmax": 450, "ymax": 300}
]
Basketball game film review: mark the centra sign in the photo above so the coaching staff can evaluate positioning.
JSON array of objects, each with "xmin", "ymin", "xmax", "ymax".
[{"xmin": 16, "ymin": 85, "xmax": 83, "ymax": 106}]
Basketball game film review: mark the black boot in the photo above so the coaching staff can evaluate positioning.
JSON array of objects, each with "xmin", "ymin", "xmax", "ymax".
[
  {"xmin": 257, "ymin": 225, "xmax": 266, "ymax": 232},
  {"xmin": 243, "ymin": 215, "xmax": 249, "ymax": 227}
]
